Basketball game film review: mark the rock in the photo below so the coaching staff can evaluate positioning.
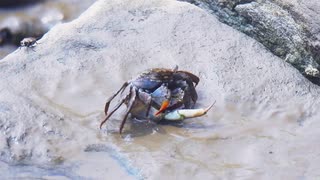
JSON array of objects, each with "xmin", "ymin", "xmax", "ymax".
[
  {"xmin": 0, "ymin": 28, "xmax": 11, "ymax": 45},
  {"xmin": 0, "ymin": 0, "xmax": 43, "ymax": 7},
  {"xmin": 1, "ymin": 0, "xmax": 320, "ymax": 179},
  {"xmin": 181, "ymin": 0, "xmax": 320, "ymax": 84}
]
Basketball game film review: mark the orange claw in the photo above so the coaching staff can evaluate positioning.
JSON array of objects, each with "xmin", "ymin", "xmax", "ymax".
[{"xmin": 155, "ymin": 99, "xmax": 170, "ymax": 115}]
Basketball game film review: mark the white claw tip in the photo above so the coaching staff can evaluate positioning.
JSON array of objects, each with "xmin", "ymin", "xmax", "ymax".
[{"xmin": 204, "ymin": 100, "xmax": 216, "ymax": 113}]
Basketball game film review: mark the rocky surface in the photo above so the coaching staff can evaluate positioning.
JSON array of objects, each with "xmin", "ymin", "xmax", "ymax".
[
  {"xmin": 182, "ymin": 0, "xmax": 320, "ymax": 84},
  {"xmin": 1, "ymin": 0, "xmax": 320, "ymax": 179}
]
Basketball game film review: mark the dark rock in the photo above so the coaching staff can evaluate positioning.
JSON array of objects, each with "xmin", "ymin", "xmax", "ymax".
[
  {"xmin": 182, "ymin": 0, "xmax": 320, "ymax": 84},
  {"xmin": 0, "ymin": 0, "xmax": 44, "ymax": 8}
]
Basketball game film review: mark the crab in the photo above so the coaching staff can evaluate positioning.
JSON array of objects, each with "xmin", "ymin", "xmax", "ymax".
[
  {"xmin": 19, "ymin": 37, "xmax": 38, "ymax": 50},
  {"xmin": 100, "ymin": 66, "xmax": 214, "ymax": 133}
]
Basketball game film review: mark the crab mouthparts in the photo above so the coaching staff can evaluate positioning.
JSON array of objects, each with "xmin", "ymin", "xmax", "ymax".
[{"xmin": 155, "ymin": 99, "xmax": 170, "ymax": 115}]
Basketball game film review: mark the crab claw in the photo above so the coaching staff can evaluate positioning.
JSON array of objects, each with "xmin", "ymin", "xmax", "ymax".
[
  {"xmin": 164, "ymin": 102, "xmax": 215, "ymax": 121},
  {"xmin": 155, "ymin": 99, "xmax": 170, "ymax": 115}
]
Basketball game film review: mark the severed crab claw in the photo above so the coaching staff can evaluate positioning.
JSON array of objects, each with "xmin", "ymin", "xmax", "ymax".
[{"xmin": 164, "ymin": 102, "xmax": 215, "ymax": 121}]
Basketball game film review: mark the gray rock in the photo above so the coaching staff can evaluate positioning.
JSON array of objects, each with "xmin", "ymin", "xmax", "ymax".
[
  {"xmin": 1, "ymin": 0, "xmax": 320, "ymax": 179},
  {"xmin": 182, "ymin": 0, "xmax": 320, "ymax": 84}
]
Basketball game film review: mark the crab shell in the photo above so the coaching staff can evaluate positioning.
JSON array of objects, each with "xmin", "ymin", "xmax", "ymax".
[
  {"xmin": 20, "ymin": 37, "xmax": 37, "ymax": 47},
  {"xmin": 100, "ymin": 67, "xmax": 214, "ymax": 133}
]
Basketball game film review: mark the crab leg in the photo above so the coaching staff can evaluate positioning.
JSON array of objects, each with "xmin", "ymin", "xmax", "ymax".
[
  {"xmin": 100, "ymin": 94, "xmax": 128, "ymax": 129},
  {"xmin": 177, "ymin": 70, "xmax": 200, "ymax": 87},
  {"xmin": 145, "ymin": 95, "xmax": 152, "ymax": 117},
  {"xmin": 164, "ymin": 102, "xmax": 215, "ymax": 121},
  {"xmin": 119, "ymin": 87, "xmax": 137, "ymax": 134},
  {"xmin": 104, "ymin": 82, "xmax": 129, "ymax": 115},
  {"xmin": 185, "ymin": 79, "xmax": 198, "ymax": 103}
]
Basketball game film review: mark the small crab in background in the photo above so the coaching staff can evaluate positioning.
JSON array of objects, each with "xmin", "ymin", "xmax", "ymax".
[
  {"xmin": 19, "ymin": 37, "xmax": 38, "ymax": 51},
  {"xmin": 100, "ymin": 66, "xmax": 214, "ymax": 133}
]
